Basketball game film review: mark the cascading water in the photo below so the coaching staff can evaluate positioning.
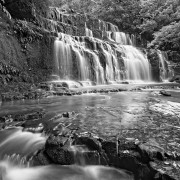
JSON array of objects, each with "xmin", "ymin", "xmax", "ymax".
[
  {"xmin": 53, "ymin": 9, "xmax": 152, "ymax": 84},
  {"xmin": 157, "ymin": 50, "xmax": 174, "ymax": 81},
  {"xmin": 0, "ymin": 128, "xmax": 133, "ymax": 180},
  {"xmin": 54, "ymin": 33, "xmax": 106, "ymax": 84},
  {"xmin": 85, "ymin": 23, "xmax": 93, "ymax": 37},
  {"xmin": 120, "ymin": 46, "xmax": 152, "ymax": 82},
  {"xmin": 0, "ymin": 161, "xmax": 133, "ymax": 180},
  {"xmin": 104, "ymin": 31, "xmax": 132, "ymax": 45},
  {"xmin": 0, "ymin": 127, "xmax": 46, "ymax": 158}
]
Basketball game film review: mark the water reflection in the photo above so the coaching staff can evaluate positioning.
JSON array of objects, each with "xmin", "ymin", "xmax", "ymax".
[{"xmin": 0, "ymin": 92, "xmax": 151, "ymax": 138}]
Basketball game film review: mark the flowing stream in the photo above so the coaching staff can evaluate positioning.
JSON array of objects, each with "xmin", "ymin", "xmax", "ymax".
[
  {"xmin": 0, "ymin": 89, "xmax": 180, "ymax": 180},
  {"xmin": 0, "ymin": 92, "xmax": 152, "ymax": 180},
  {"xmin": 0, "ymin": 126, "xmax": 133, "ymax": 180},
  {"xmin": 0, "ymin": 128, "xmax": 133, "ymax": 180}
]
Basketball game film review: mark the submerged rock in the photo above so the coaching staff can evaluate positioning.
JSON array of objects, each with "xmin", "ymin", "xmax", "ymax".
[{"xmin": 160, "ymin": 90, "xmax": 171, "ymax": 96}]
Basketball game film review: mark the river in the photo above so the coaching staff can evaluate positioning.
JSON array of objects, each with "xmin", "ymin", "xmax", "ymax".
[{"xmin": 0, "ymin": 88, "xmax": 180, "ymax": 180}]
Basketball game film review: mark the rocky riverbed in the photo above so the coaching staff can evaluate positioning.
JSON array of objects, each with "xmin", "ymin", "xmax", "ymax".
[{"xmin": 0, "ymin": 88, "xmax": 180, "ymax": 180}]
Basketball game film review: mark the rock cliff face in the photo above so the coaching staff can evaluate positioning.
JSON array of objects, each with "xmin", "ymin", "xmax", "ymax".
[
  {"xmin": 0, "ymin": 2, "xmax": 55, "ymax": 92},
  {"xmin": 147, "ymin": 49, "xmax": 161, "ymax": 82},
  {"xmin": 4, "ymin": 0, "xmax": 35, "ymax": 20}
]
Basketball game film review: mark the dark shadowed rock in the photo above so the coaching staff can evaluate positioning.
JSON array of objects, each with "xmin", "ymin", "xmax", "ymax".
[
  {"xmin": 33, "ymin": 150, "xmax": 53, "ymax": 166},
  {"xmin": 169, "ymin": 75, "xmax": 180, "ymax": 83},
  {"xmin": 147, "ymin": 49, "xmax": 161, "ymax": 82},
  {"xmin": 73, "ymin": 135, "xmax": 102, "ymax": 152},
  {"xmin": 160, "ymin": 90, "xmax": 171, "ymax": 96},
  {"xmin": 137, "ymin": 139, "xmax": 165, "ymax": 162},
  {"xmin": 62, "ymin": 112, "xmax": 75, "ymax": 118},
  {"xmin": 101, "ymin": 140, "xmax": 154, "ymax": 180},
  {"xmin": 45, "ymin": 135, "xmax": 74, "ymax": 165}
]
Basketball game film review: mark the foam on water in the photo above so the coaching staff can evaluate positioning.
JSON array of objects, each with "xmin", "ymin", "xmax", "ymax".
[
  {"xmin": 0, "ymin": 160, "xmax": 133, "ymax": 180},
  {"xmin": 54, "ymin": 22, "xmax": 152, "ymax": 84},
  {"xmin": 0, "ymin": 127, "xmax": 46, "ymax": 157},
  {"xmin": 0, "ymin": 127, "xmax": 133, "ymax": 180}
]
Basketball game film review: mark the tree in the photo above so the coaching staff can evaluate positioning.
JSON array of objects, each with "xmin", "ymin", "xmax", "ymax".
[
  {"xmin": 93, "ymin": 0, "xmax": 142, "ymax": 33},
  {"xmin": 139, "ymin": 0, "xmax": 180, "ymax": 41},
  {"xmin": 150, "ymin": 22, "xmax": 180, "ymax": 52}
]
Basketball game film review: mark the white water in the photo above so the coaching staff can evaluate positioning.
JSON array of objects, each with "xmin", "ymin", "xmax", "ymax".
[
  {"xmin": 0, "ymin": 127, "xmax": 46, "ymax": 157},
  {"xmin": 121, "ymin": 46, "xmax": 152, "ymax": 81},
  {"xmin": 54, "ymin": 34, "xmax": 152, "ymax": 84},
  {"xmin": 157, "ymin": 50, "xmax": 174, "ymax": 81},
  {"xmin": 0, "ymin": 128, "xmax": 133, "ymax": 180},
  {"xmin": 85, "ymin": 23, "xmax": 93, "ymax": 37},
  {"xmin": 54, "ymin": 33, "xmax": 106, "ymax": 83},
  {"xmin": 0, "ymin": 161, "xmax": 133, "ymax": 180},
  {"xmin": 53, "ymin": 10, "xmax": 152, "ymax": 84}
]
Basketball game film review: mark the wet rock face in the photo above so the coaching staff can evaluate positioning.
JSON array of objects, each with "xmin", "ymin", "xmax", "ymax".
[
  {"xmin": 0, "ymin": 18, "xmax": 55, "ymax": 95},
  {"xmin": 170, "ymin": 75, "xmax": 180, "ymax": 83},
  {"xmin": 160, "ymin": 90, "xmax": 171, "ymax": 96},
  {"xmin": 4, "ymin": 0, "xmax": 49, "ymax": 21},
  {"xmin": 45, "ymin": 135, "xmax": 74, "ymax": 165},
  {"xmin": 0, "ymin": 108, "xmax": 45, "ymax": 128},
  {"xmin": 4, "ymin": 0, "xmax": 35, "ymax": 20},
  {"xmin": 0, "ymin": 1, "xmax": 55, "ymax": 92},
  {"xmin": 42, "ymin": 132, "xmax": 108, "ymax": 166},
  {"xmin": 147, "ymin": 49, "xmax": 161, "ymax": 82}
]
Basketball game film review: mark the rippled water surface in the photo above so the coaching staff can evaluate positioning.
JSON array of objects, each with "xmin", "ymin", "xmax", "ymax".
[{"xmin": 0, "ymin": 90, "xmax": 180, "ymax": 138}]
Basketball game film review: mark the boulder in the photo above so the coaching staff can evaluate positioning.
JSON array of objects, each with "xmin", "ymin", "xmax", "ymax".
[
  {"xmin": 4, "ymin": 0, "xmax": 35, "ymax": 20},
  {"xmin": 137, "ymin": 139, "xmax": 165, "ymax": 162},
  {"xmin": 101, "ymin": 140, "xmax": 154, "ymax": 180},
  {"xmin": 45, "ymin": 135, "xmax": 74, "ymax": 165},
  {"xmin": 169, "ymin": 75, "xmax": 180, "ymax": 83},
  {"xmin": 160, "ymin": 90, "xmax": 171, "ymax": 96},
  {"xmin": 73, "ymin": 135, "xmax": 102, "ymax": 152}
]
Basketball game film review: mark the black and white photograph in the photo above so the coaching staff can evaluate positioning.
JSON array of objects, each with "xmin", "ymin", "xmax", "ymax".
[{"xmin": 0, "ymin": 0, "xmax": 180, "ymax": 179}]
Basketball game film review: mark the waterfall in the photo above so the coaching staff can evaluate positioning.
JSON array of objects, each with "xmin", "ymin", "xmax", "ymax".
[
  {"xmin": 120, "ymin": 46, "xmax": 151, "ymax": 82},
  {"xmin": 157, "ymin": 50, "xmax": 174, "ymax": 81},
  {"xmin": 53, "ymin": 10, "xmax": 152, "ymax": 84},
  {"xmin": 54, "ymin": 33, "xmax": 106, "ymax": 83},
  {"xmin": 0, "ymin": 127, "xmax": 46, "ymax": 158},
  {"xmin": 131, "ymin": 34, "xmax": 136, "ymax": 46},
  {"xmin": 112, "ymin": 32, "xmax": 132, "ymax": 45},
  {"xmin": 85, "ymin": 23, "xmax": 93, "ymax": 37}
]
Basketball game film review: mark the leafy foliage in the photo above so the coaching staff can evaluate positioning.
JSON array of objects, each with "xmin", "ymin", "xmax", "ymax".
[
  {"xmin": 91, "ymin": 0, "xmax": 142, "ymax": 33},
  {"xmin": 139, "ymin": 0, "xmax": 180, "ymax": 41},
  {"xmin": 138, "ymin": 0, "xmax": 180, "ymax": 60},
  {"xmin": 151, "ymin": 22, "xmax": 180, "ymax": 50},
  {"xmin": 49, "ymin": 0, "xmax": 66, "ymax": 7}
]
